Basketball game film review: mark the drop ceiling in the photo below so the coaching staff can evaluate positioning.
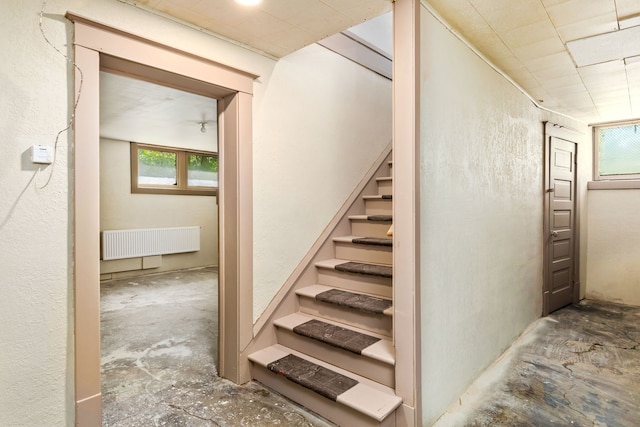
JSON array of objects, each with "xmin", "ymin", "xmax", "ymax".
[
  {"xmin": 116, "ymin": 0, "xmax": 640, "ymax": 125},
  {"xmin": 426, "ymin": 0, "xmax": 640, "ymax": 124}
]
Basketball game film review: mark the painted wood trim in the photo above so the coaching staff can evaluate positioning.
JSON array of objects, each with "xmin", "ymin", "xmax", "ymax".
[
  {"xmin": 393, "ymin": 1, "xmax": 420, "ymax": 425},
  {"xmin": 74, "ymin": 45, "xmax": 102, "ymax": 426},
  {"xmin": 72, "ymin": 16, "xmax": 255, "ymax": 425},
  {"xmin": 66, "ymin": 14, "xmax": 257, "ymax": 95},
  {"xmin": 587, "ymin": 180, "xmax": 640, "ymax": 190},
  {"xmin": 317, "ymin": 32, "xmax": 392, "ymax": 80}
]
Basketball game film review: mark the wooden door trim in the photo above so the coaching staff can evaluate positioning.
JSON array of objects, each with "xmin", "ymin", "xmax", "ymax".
[
  {"xmin": 543, "ymin": 122, "xmax": 581, "ymax": 316},
  {"xmin": 70, "ymin": 16, "xmax": 255, "ymax": 425}
]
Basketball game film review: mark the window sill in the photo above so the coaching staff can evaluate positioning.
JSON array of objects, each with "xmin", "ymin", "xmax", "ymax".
[{"xmin": 588, "ymin": 180, "xmax": 640, "ymax": 190}]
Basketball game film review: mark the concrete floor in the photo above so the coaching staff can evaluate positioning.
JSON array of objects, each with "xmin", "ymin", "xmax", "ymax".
[
  {"xmin": 100, "ymin": 267, "xmax": 334, "ymax": 427},
  {"xmin": 435, "ymin": 300, "xmax": 640, "ymax": 427},
  {"xmin": 101, "ymin": 268, "xmax": 639, "ymax": 426}
]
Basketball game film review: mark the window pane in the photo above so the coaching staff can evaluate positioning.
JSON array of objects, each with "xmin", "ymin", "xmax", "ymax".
[
  {"xmin": 138, "ymin": 149, "xmax": 177, "ymax": 185},
  {"xmin": 188, "ymin": 154, "xmax": 218, "ymax": 188},
  {"xmin": 599, "ymin": 125, "xmax": 640, "ymax": 176}
]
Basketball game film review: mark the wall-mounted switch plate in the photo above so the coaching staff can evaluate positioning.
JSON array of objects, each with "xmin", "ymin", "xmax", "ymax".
[{"xmin": 31, "ymin": 145, "xmax": 53, "ymax": 164}]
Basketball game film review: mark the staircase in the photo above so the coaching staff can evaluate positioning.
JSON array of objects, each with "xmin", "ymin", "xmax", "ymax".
[{"xmin": 249, "ymin": 159, "xmax": 400, "ymax": 426}]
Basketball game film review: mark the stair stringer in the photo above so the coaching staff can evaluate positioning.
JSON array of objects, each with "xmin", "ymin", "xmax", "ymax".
[{"xmin": 247, "ymin": 143, "xmax": 392, "ymax": 353}]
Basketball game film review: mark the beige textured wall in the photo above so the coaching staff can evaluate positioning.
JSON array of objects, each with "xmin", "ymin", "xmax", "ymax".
[
  {"xmin": 419, "ymin": 6, "xmax": 589, "ymax": 425},
  {"xmin": 586, "ymin": 189, "xmax": 640, "ymax": 306},
  {"xmin": 0, "ymin": 1, "xmax": 390, "ymax": 425},
  {"xmin": 252, "ymin": 44, "xmax": 392, "ymax": 319},
  {"xmin": 100, "ymin": 138, "xmax": 218, "ymax": 277}
]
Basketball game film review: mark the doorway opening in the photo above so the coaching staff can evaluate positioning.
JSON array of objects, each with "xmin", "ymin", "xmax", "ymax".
[
  {"xmin": 99, "ymin": 71, "xmax": 221, "ymax": 423},
  {"xmin": 70, "ymin": 15, "xmax": 256, "ymax": 425}
]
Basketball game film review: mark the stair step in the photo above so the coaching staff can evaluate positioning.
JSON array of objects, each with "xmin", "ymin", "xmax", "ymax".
[
  {"xmin": 274, "ymin": 313, "xmax": 395, "ymax": 386},
  {"xmin": 333, "ymin": 236, "xmax": 392, "ymax": 266},
  {"xmin": 276, "ymin": 313, "xmax": 394, "ymax": 363},
  {"xmin": 335, "ymin": 261, "xmax": 392, "ymax": 278},
  {"xmin": 296, "ymin": 285, "xmax": 392, "ymax": 336},
  {"xmin": 364, "ymin": 195, "xmax": 392, "ymax": 215},
  {"xmin": 249, "ymin": 344, "xmax": 401, "ymax": 425},
  {"xmin": 315, "ymin": 259, "xmax": 392, "ymax": 298},
  {"xmin": 334, "ymin": 236, "xmax": 392, "ymax": 247},
  {"xmin": 349, "ymin": 215, "xmax": 392, "ymax": 239},
  {"xmin": 376, "ymin": 177, "xmax": 392, "ymax": 195}
]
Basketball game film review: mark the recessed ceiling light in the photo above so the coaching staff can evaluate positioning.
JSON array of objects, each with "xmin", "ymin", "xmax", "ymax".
[{"xmin": 235, "ymin": 0, "xmax": 262, "ymax": 6}]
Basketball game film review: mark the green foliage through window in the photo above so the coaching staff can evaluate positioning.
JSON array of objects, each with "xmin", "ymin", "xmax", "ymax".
[{"xmin": 132, "ymin": 143, "xmax": 218, "ymax": 195}]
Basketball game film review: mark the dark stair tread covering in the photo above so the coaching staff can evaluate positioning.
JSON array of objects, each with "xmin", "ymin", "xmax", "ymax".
[
  {"xmin": 316, "ymin": 289, "xmax": 392, "ymax": 314},
  {"xmin": 352, "ymin": 237, "xmax": 392, "ymax": 247},
  {"xmin": 366, "ymin": 215, "xmax": 392, "ymax": 222},
  {"xmin": 293, "ymin": 319, "xmax": 381, "ymax": 354},
  {"xmin": 381, "ymin": 194, "xmax": 392, "ymax": 199},
  {"xmin": 335, "ymin": 261, "xmax": 392, "ymax": 278},
  {"xmin": 267, "ymin": 354, "xmax": 358, "ymax": 401}
]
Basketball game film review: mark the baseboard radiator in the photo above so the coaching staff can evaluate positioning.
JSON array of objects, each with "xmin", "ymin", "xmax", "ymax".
[{"xmin": 101, "ymin": 226, "xmax": 200, "ymax": 260}]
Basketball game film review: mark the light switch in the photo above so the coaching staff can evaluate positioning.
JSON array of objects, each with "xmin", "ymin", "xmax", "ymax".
[{"xmin": 31, "ymin": 145, "xmax": 53, "ymax": 164}]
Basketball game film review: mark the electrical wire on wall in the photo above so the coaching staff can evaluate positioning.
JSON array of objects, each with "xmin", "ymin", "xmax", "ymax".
[{"xmin": 36, "ymin": 0, "xmax": 84, "ymax": 189}]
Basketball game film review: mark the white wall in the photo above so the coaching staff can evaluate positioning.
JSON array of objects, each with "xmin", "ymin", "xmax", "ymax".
[
  {"xmin": 0, "ymin": 1, "xmax": 390, "ymax": 425},
  {"xmin": 253, "ymin": 44, "xmax": 392, "ymax": 318},
  {"xmin": 419, "ymin": 6, "xmax": 589, "ymax": 425},
  {"xmin": 100, "ymin": 138, "xmax": 218, "ymax": 278},
  {"xmin": 586, "ymin": 189, "xmax": 640, "ymax": 306}
]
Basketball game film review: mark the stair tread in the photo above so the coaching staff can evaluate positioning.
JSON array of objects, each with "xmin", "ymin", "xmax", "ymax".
[
  {"xmin": 297, "ymin": 285, "xmax": 393, "ymax": 316},
  {"xmin": 274, "ymin": 312, "xmax": 395, "ymax": 365},
  {"xmin": 375, "ymin": 176, "xmax": 392, "ymax": 181},
  {"xmin": 333, "ymin": 236, "xmax": 393, "ymax": 247},
  {"xmin": 349, "ymin": 214, "xmax": 392, "ymax": 222},
  {"xmin": 316, "ymin": 259, "xmax": 393, "ymax": 277},
  {"xmin": 363, "ymin": 194, "xmax": 392, "ymax": 200},
  {"xmin": 249, "ymin": 345, "xmax": 402, "ymax": 422}
]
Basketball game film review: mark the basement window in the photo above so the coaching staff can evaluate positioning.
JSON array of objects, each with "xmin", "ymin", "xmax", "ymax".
[
  {"xmin": 594, "ymin": 122, "xmax": 640, "ymax": 181},
  {"xmin": 131, "ymin": 143, "xmax": 218, "ymax": 195}
]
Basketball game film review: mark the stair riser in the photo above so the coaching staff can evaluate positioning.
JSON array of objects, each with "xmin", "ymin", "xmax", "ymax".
[
  {"xmin": 350, "ymin": 220, "xmax": 392, "ymax": 239},
  {"xmin": 365, "ymin": 199, "xmax": 392, "ymax": 215},
  {"xmin": 298, "ymin": 296, "xmax": 392, "ymax": 337},
  {"xmin": 334, "ymin": 242, "xmax": 392, "ymax": 266},
  {"xmin": 275, "ymin": 328, "xmax": 395, "ymax": 388},
  {"xmin": 251, "ymin": 365, "xmax": 395, "ymax": 427},
  {"xmin": 317, "ymin": 268, "xmax": 392, "ymax": 299},
  {"xmin": 377, "ymin": 179, "xmax": 392, "ymax": 196}
]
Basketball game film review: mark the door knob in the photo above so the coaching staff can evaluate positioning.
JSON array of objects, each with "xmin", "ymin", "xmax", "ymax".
[{"xmin": 550, "ymin": 230, "xmax": 558, "ymax": 237}]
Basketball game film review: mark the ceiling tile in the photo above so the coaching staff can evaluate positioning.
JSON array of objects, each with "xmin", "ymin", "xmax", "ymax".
[
  {"xmin": 555, "ymin": 14, "xmax": 619, "ymax": 42},
  {"xmin": 470, "ymin": 0, "xmax": 548, "ymax": 33},
  {"xmin": 616, "ymin": 0, "xmax": 640, "ymax": 20},
  {"xmin": 544, "ymin": 0, "xmax": 616, "ymax": 27},
  {"xmin": 512, "ymin": 37, "xmax": 566, "ymax": 62},
  {"xmin": 500, "ymin": 20, "xmax": 558, "ymax": 49}
]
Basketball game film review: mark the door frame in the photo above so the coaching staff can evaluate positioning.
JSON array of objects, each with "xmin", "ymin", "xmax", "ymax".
[
  {"xmin": 68, "ymin": 15, "xmax": 256, "ymax": 425},
  {"xmin": 542, "ymin": 122, "xmax": 581, "ymax": 316}
]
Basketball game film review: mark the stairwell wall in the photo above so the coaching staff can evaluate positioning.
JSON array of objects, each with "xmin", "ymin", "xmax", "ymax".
[
  {"xmin": 418, "ymin": 5, "xmax": 589, "ymax": 425},
  {"xmin": 0, "ymin": 0, "xmax": 391, "ymax": 425}
]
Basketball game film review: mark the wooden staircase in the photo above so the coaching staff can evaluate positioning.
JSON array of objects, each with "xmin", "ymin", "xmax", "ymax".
[{"xmin": 249, "ymin": 159, "xmax": 399, "ymax": 426}]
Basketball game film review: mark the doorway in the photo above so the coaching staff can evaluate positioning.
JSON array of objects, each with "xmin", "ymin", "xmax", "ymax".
[
  {"xmin": 99, "ymin": 71, "xmax": 220, "ymax": 423},
  {"xmin": 543, "ymin": 123, "xmax": 580, "ymax": 315},
  {"xmin": 70, "ymin": 15, "xmax": 256, "ymax": 425}
]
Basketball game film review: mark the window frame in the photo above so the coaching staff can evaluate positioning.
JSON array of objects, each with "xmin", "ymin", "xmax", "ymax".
[
  {"xmin": 131, "ymin": 142, "xmax": 218, "ymax": 196},
  {"xmin": 593, "ymin": 120, "xmax": 640, "ymax": 182}
]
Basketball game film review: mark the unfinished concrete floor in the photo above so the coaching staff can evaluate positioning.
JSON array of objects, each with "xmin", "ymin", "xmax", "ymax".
[
  {"xmin": 436, "ymin": 300, "xmax": 640, "ymax": 427},
  {"xmin": 100, "ymin": 267, "xmax": 334, "ymax": 427}
]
